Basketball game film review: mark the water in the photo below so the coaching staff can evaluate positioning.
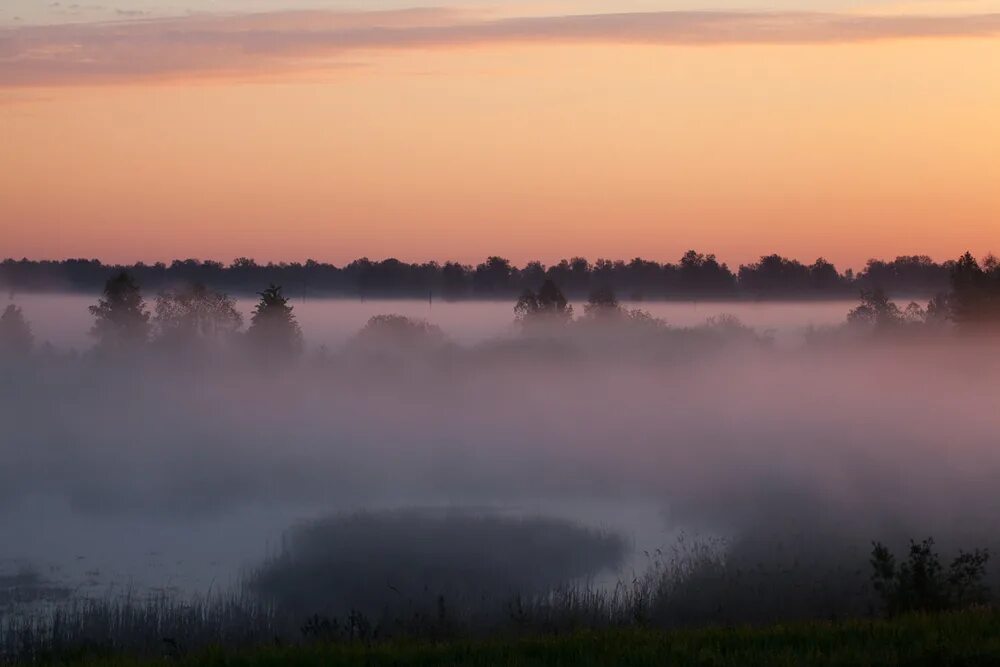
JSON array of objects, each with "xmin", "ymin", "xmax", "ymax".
[
  {"xmin": 1, "ymin": 294, "xmax": 859, "ymax": 610},
  {"xmin": 0, "ymin": 496, "xmax": 668, "ymax": 606}
]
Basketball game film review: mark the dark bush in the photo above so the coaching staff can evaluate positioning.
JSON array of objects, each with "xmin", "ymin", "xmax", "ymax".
[
  {"xmin": 870, "ymin": 538, "xmax": 990, "ymax": 616},
  {"xmin": 248, "ymin": 510, "xmax": 626, "ymax": 618}
]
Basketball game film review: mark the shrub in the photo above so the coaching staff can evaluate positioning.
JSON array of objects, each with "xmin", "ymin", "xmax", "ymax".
[{"xmin": 870, "ymin": 538, "xmax": 989, "ymax": 616}]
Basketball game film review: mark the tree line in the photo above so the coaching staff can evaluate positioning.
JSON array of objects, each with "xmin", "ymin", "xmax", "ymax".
[
  {"xmin": 1, "ymin": 275, "xmax": 303, "ymax": 361},
  {"xmin": 2, "ymin": 252, "xmax": 999, "ymax": 360},
  {"xmin": 0, "ymin": 252, "xmax": 967, "ymax": 300}
]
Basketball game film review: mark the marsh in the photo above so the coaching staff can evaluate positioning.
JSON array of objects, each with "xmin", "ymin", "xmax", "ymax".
[{"xmin": 2, "ymin": 295, "xmax": 999, "ymax": 610}]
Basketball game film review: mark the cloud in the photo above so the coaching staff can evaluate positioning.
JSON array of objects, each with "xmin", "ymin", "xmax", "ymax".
[{"xmin": 2, "ymin": 8, "xmax": 1000, "ymax": 86}]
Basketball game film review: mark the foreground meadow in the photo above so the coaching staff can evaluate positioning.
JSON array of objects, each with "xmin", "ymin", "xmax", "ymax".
[{"xmin": 35, "ymin": 609, "xmax": 1000, "ymax": 667}]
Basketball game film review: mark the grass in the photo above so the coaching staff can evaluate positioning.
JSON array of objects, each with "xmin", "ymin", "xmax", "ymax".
[
  {"xmin": 4, "ymin": 531, "xmax": 994, "ymax": 665},
  {"xmin": 36, "ymin": 608, "xmax": 1000, "ymax": 667},
  {"xmin": 0, "ymin": 533, "xmax": 851, "ymax": 663}
]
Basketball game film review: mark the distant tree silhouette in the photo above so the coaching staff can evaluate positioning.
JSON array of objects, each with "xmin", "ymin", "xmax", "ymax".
[
  {"xmin": 679, "ymin": 251, "xmax": 737, "ymax": 294},
  {"xmin": 153, "ymin": 283, "xmax": 243, "ymax": 350},
  {"xmin": 809, "ymin": 258, "xmax": 843, "ymax": 291},
  {"xmin": 567, "ymin": 257, "xmax": 592, "ymax": 294},
  {"xmin": 583, "ymin": 286, "xmax": 620, "ymax": 319},
  {"xmin": 89, "ymin": 272, "xmax": 150, "ymax": 351},
  {"xmin": 591, "ymin": 259, "xmax": 618, "ymax": 290},
  {"xmin": 0, "ymin": 304, "xmax": 33, "ymax": 355},
  {"xmin": 702, "ymin": 313, "xmax": 750, "ymax": 333},
  {"xmin": 738, "ymin": 255, "xmax": 847, "ymax": 295},
  {"xmin": 739, "ymin": 255, "xmax": 810, "ymax": 293},
  {"xmin": 514, "ymin": 291, "xmax": 539, "ymax": 321},
  {"xmin": 441, "ymin": 261, "xmax": 471, "ymax": 300},
  {"xmin": 622, "ymin": 258, "xmax": 663, "ymax": 300},
  {"xmin": 948, "ymin": 252, "xmax": 1000, "ymax": 327},
  {"xmin": 352, "ymin": 314, "xmax": 446, "ymax": 351},
  {"xmin": 230, "ymin": 257, "xmax": 259, "ymax": 271},
  {"xmin": 847, "ymin": 288, "xmax": 904, "ymax": 330},
  {"xmin": 925, "ymin": 293, "xmax": 952, "ymax": 324},
  {"xmin": 474, "ymin": 257, "xmax": 514, "ymax": 296},
  {"xmin": 858, "ymin": 255, "xmax": 951, "ymax": 294},
  {"xmin": 543, "ymin": 259, "xmax": 569, "ymax": 293},
  {"xmin": 901, "ymin": 301, "xmax": 928, "ymax": 325},
  {"xmin": 0, "ymin": 252, "xmax": 980, "ymax": 301},
  {"xmin": 538, "ymin": 279, "xmax": 572, "ymax": 318},
  {"xmin": 246, "ymin": 284, "xmax": 303, "ymax": 359},
  {"xmin": 515, "ymin": 279, "xmax": 574, "ymax": 325},
  {"xmin": 521, "ymin": 261, "xmax": 546, "ymax": 291}
]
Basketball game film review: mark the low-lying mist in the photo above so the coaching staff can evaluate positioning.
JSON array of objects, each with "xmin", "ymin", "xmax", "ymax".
[
  {"xmin": 2, "ymin": 305, "xmax": 1000, "ymax": 632},
  {"xmin": 4, "ymin": 326, "xmax": 997, "ymax": 528}
]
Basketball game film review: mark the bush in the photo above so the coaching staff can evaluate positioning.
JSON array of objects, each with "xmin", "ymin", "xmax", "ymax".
[
  {"xmin": 870, "ymin": 538, "xmax": 990, "ymax": 616},
  {"xmin": 247, "ymin": 510, "xmax": 626, "ymax": 619}
]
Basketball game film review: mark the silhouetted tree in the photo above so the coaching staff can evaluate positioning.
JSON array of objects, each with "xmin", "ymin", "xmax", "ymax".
[
  {"xmin": 622, "ymin": 258, "xmax": 663, "ymax": 300},
  {"xmin": 591, "ymin": 259, "xmax": 619, "ymax": 291},
  {"xmin": 441, "ymin": 262, "xmax": 471, "ymax": 300},
  {"xmin": 0, "ymin": 304, "xmax": 33, "ymax": 355},
  {"xmin": 859, "ymin": 255, "xmax": 951, "ymax": 295},
  {"xmin": 583, "ymin": 286, "xmax": 621, "ymax": 319},
  {"xmin": 738, "ymin": 255, "xmax": 811, "ymax": 294},
  {"xmin": 901, "ymin": 301, "xmax": 928, "ymax": 325},
  {"xmin": 703, "ymin": 313, "xmax": 754, "ymax": 337},
  {"xmin": 473, "ymin": 257, "xmax": 514, "ymax": 296},
  {"xmin": 520, "ymin": 261, "xmax": 547, "ymax": 291},
  {"xmin": 847, "ymin": 288, "xmax": 903, "ymax": 330},
  {"xmin": 0, "ymin": 252, "xmax": 973, "ymax": 300},
  {"xmin": 948, "ymin": 252, "xmax": 1000, "ymax": 327},
  {"xmin": 230, "ymin": 257, "xmax": 259, "ymax": 271},
  {"xmin": 89, "ymin": 272, "xmax": 150, "ymax": 351},
  {"xmin": 514, "ymin": 291, "xmax": 539, "ymax": 320},
  {"xmin": 515, "ymin": 279, "xmax": 573, "ymax": 325},
  {"xmin": 736, "ymin": 254, "xmax": 845, "ymax": 295},
  {"xmin": 153, "ymin": 283, "xmax": 243, "ymax": 350},
  {"xmin": 352, "ymin": 314, "xmax": 447, "ymax": 351},
  {"xmin": 568, "ymin": 257, "xmax": 592, "ymax": 294},
  {"xmin": 679, "ymin": 251, "xmax": 737, "ymax": 294},
  {"xmin": 871, "ymin": 538, "xmax": 989, "ymax": 616},
  {"xmin": 809, "ymin": 258, "xmax": 843, "ymax": 291},
  {"xmin": 537, "ymin": 279, "xmax": 572, "ymax": 317},
  {"xmin": 926, "ymin": 292, "xmax": 952, "ymax": 324},
  {"xmin": 246, "ymin": 284, "xmax": 303, "ymax": 359}
]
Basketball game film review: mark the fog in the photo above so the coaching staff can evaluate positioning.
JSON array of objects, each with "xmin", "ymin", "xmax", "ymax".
[
  {"xmin": 2, "ymin": 295, "xmax": 999, "ymax": 622},
  {"xmin": 14, "ymin": 294, "xmax": 856, "ymax": 350}
]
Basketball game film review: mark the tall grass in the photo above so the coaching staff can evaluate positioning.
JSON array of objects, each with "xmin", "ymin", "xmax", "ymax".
[
  {"xmin": 0, "ymin": 590, "xmax": 284, "ymax": 663},
  {"xmin": 1, "ymin": 529, "xmax": 992, "ymax": 664}
]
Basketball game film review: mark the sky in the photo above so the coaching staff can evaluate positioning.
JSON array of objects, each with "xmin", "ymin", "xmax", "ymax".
[{"xmin": 1, "ymin": 1, "xmax": 999, "ymax": 269}]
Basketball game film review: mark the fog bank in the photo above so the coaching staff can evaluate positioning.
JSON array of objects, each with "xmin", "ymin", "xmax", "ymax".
[{"xmin": 2, "ymin": 305, "xmax": 999, "ymax": 609}]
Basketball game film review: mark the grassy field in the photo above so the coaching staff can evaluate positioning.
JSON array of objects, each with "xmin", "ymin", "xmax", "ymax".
[{"xmin": 50, "ymin": 608, "xmax": 1000, "ymax": 667}]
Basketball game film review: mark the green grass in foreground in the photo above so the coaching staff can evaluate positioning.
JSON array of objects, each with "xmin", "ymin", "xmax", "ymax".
[{"xmin": 59, "ymin": 609, "xmax": 1000, "ymax": 667}]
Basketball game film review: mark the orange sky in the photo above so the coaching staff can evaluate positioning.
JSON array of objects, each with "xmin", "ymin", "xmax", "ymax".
[{"xmin": 1, "ymin": 9, "xmax": 999, "ymax": 270}]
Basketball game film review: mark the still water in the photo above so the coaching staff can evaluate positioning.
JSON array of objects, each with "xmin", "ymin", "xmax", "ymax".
[{"xmin": 1, "ymin": 294, "xmax": 861, "ymax": 608}]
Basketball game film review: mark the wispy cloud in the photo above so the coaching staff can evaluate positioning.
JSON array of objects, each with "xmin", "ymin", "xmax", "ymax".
[{"xmin": 3, "ymin": 7, "xmax": 1000, "ymax": 86}]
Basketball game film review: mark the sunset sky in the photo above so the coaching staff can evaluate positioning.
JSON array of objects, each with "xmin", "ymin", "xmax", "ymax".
[{"xmin": 1, "ymin": 1, "xmax": 999, "ymax": 270}]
